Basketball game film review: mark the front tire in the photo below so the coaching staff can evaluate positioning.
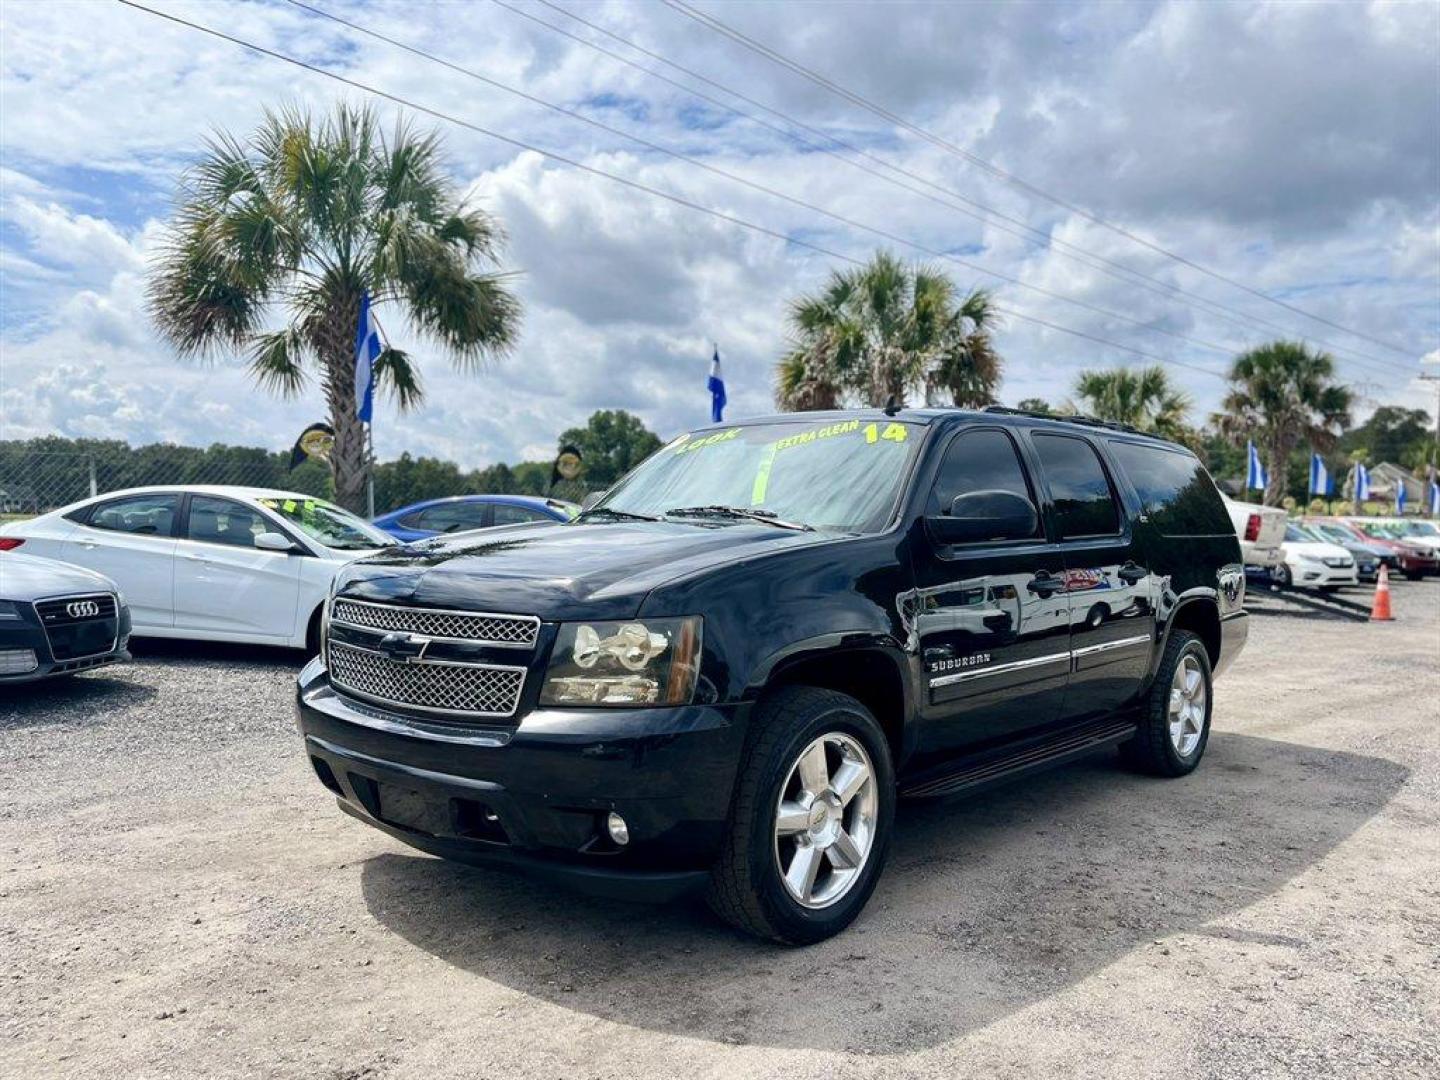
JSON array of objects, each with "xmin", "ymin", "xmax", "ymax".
[
  {"xmin": 706, "ymin": 686, "xmax": 894, "ymax": 945},
  {"xmin": 1120, "ymin": 629, "xmax": 1212, "ymax": 778}
]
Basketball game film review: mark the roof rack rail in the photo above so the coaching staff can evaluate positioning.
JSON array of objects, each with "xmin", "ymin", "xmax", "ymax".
[{"xmin": 982, "ymin": 405, "xmax": 1140, "ymax": 434}]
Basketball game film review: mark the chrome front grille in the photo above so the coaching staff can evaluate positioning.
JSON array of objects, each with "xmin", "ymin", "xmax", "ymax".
[
  {"xmin": 330, "ymin": 598, "xmax": 538, "ymax": 647},
  {"xmin": 328, "ymin": 642, "xmax": 526, "ymax": 717}
]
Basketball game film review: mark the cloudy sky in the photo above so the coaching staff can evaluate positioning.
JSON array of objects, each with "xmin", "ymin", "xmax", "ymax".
[{"xmin": 2, "ymin": 0, "xmax": 1436, "ymax": 467}]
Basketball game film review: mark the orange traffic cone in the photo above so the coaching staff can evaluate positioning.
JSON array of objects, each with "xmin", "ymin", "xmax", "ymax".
[{"xmin": 1369, "ymin": 564, "xmax": 1394, "ymax": 622}]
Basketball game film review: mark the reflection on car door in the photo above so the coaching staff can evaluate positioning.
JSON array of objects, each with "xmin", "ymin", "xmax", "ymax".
[
  {"xmin": 1028, "ymin": 433, "xmax": 1157, "ymax": 721},
  {"xmin": 904, "ymin": 427, "xmax": 1071, "ymax": 758},
  {"xmin": 62, "ymin": 492, "xmax": 180, "ymax": 629},
  {"xmin": 172, "ymin": 495, "xmax": 302, "ymax": 641}
]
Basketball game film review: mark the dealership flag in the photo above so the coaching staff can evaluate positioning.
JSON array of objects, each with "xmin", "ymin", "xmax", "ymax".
[
  {"xmin": 354, "ymin": 291, "xmax": 381, "ymax": 423},
  {"xmin": 1354, "ymin": 462, "xmax": 1371, "ymax": 501},
  {"xmin": 1309, "ymin": 453, "xmax": 1332, "ymax": 497},
  {"xmin": 1396, "ymin": 482, "xmax": 1407, "ymax": 515},
  {"xmin": 1246, "ymin": 441, "xmax": 1268, "ymax": 492},
  {"xmin": 1430, "ymin": 480, "xmax": 1440, "ymax": 516},
  {"xmin": 707, "ymin": 346, "xmax": 726, "ymax": 423}
]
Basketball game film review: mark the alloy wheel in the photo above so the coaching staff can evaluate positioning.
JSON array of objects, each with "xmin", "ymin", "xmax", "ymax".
[
  {"xmin": 1168, "ymin": 654, "xmax": 1206, "ymax": 757},
  {"xmin": 773, "ymin": 732, "xmax": 878, "ymax": 909}
]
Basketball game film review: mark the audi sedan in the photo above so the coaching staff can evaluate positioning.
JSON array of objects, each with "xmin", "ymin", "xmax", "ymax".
[
  {"xmin": 0, "ymin": 487, "xmax": 395, "ymax": 651},
  {"xmin": 0, "ymin": 552, "xmax": 131, "ymax": 682}
]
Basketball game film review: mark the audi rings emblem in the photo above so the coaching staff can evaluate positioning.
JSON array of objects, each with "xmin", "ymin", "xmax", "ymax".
[{"xmin": 66, "ymin": 600, "xmax": 101, "ymax": 618}]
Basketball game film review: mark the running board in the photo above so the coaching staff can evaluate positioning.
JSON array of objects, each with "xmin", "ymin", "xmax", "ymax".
[{"xmin": 900, "ymin": 717, "xmax": 1139, "ymax": 800}]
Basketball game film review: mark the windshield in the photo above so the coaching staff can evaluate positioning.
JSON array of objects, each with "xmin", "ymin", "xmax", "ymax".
[
  {"xmin": 591, "ymin": 418, "xmax": 923, "ymax": 532},
  {"xmin": 1310, "ymin": 522, "xmax": 1361, "ymax": 544},
  {"xmin": 1397, "ymin": 521, "xmax": 1438, "ymax": 537},
  {"xmin": 258, "ymin": 496, "xmax": 395, "ymax": 550}
]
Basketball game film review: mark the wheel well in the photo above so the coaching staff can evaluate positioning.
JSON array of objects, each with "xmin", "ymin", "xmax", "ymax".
[
  {"xmin": 764, "ymin": 649, "xmax": 907, "ymax": 763},
  {"xmin": 305, "ymin": 603, "xmax": 324, "ymax": 653},
  {"xmin": 1170, "ymin": 600, "xmax": 1220, "ymax": 667}
]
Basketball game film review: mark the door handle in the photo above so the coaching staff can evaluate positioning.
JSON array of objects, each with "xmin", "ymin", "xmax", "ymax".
[
  {"xmin": 76, "ymin": 540, "xmax": 99, "ymax": 549},
  {"xmin": 1118, "ymin": 562, "xmax": 1147, "ymax": 584},
  {"xmin": 1027, "ymin": 573, "xmax": 1064, "ymax": 597},
  {"xmin": 183, "ymin": 553, "xmax": 212, "ymax": 563}
]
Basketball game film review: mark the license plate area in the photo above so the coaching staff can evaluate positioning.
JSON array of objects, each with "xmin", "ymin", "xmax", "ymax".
[{"xmin": 376, "ymin": 782, "xmax": 451, "ymax": 836}]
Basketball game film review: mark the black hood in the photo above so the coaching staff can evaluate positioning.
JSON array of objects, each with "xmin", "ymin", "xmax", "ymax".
[{"xmin": 334, "ymin": 519, "xmax": 835, "ymax": 620}]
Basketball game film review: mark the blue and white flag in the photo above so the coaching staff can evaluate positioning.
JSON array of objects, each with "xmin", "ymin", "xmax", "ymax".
[
  {"xmin": 1429, "ymin": 480, "xmax": 1440, "ymax": 517},
  {"xmin": 1354, "ymin": 462, "xmax": 1371, "ymax": 502},
  {"xmin": 1246, "ymin": 441, "xmax": 1268, "ymax": 491},
  {"xmin": 355, "ymin": 290, "xmax": 381, "ymax": 423},
  {"xmin": 1396, "ymin": 482, "xmax": 1407, "ymax": 515},
  {"xmin": 707, "ymin": 346, "xmax": 726, "ymax": 423},
  {"xmin": 1308, "ymin": 453, "xmax": 1332, "ymax": 497}
]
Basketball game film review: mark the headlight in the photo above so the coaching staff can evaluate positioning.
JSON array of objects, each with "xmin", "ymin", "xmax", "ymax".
[
  {"xmin": 1296, "ymin": 551, "xmax": 1323, "ymax": 563},
  {"xmin": 0, "ymin": 600, "xmax": 23, "ymax": 621},
  {"xmin": 540, "ymin": 617, "xmax": 702, "ymax": 707}
]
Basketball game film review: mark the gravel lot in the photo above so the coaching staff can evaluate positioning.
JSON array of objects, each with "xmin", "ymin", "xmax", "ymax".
[{"xmin": 4, "ymin": 585, "xmax": 1438, "ymax": 1079}]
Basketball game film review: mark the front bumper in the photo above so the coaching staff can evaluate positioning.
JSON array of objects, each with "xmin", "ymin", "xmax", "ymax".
[
  {"xmin": 295, "ymin": 658, "xmax": 747, "ymax": 900},
  {"xmin": 1290, "ymin": 561, "xmax": 1358, "ymax": 587},
  {"xmin": 0, "ymin": 606, "xmax": 131, "ymax": 683}
]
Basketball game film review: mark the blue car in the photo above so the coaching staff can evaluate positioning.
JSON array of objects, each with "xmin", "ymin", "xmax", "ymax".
[{"xmin": 373, "ymin": 494, "xmax": 578, "ymax": 541}]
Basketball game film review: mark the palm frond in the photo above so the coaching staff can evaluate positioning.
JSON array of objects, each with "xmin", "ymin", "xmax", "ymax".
[
  {"xmin": 373, "ymin": 346, "xmax": 424, "ymax": 411},
  {"xmin": 246, "ymin": 326, "xmax": 308, "ymax": 397}
]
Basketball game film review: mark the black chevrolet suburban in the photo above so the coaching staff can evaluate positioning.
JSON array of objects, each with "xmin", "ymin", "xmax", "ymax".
[{"xmin": 297, "ymin": 408, "xmax": 1247, "ymax": 943}]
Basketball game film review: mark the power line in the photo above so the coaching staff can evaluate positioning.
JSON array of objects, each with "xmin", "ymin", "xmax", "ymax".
[
  {"xmin": 517, "ymin": 0, "xmax": 1413, "ymax": 379},
  {"xmin": 113, "ymin": 0, "xmax": 1227, "ymax": 385},
  {"xmin": 662, "ymin": 0, "xmax": 1420, "ymax": 360},
  {"xmin": 284, "ymin": 0, "xmax": 1247, "ymax": 373}
]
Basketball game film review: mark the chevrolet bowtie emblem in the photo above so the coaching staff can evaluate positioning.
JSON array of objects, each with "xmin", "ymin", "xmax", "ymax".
[{"xmin": 376, "ymin": 631, "xmax": 432, "ymax": 662}]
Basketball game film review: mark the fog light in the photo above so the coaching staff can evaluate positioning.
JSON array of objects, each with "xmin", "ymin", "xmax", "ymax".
[
  {"xmin": 606, "ymin": 812, "xmax": 630, "ymax": 846},
  {"xmin": 0, "ymin": 649, "xmax": 38, "ymax": 675}
]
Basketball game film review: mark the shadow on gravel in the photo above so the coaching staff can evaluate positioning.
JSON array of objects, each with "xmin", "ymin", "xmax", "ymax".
[
  {"xmin": 360, "ymin": 733, "xmax": 1406, "ymax": 1053},
  {"xmin": 129, "ymin": 638, "xmax": 308, "ymax": 669},
  {"xmin": 0, "ymin": 671, "xmax": 158, "ymax": 726}
]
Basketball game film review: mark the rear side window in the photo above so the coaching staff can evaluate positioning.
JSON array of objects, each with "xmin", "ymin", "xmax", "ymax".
[
  {"xmin": 928, "ymin": 428, "xmax": 1039, "ymax": 539},
  {"xmin": 86, "ymin": 493, "xmax": 179, "ymax": 536},
  {"xmin": 1032, "ymin": 435, "xmax": 1119, "ymax": 539},
  {"xmin": 1107, "ymin": 441, "xmax": 1231, "ymax": 537}
]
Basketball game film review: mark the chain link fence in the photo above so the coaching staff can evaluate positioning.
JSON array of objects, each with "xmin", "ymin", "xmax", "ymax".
[
  {"xmin": 0, "ymin": 440, "xmax": 591, "ymax": 521},
  {"xmin": 0, "ymin": 443, "xmax": 332, "ymax": 520}
]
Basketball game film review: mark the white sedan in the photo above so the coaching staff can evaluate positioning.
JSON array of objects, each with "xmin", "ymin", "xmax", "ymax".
[
  {"xmin": 0, "ymin": 486, "xmax": 395, "ymax": 650},
  {"xmin": 1274, "ymin": 522, "xmax": 1358, "ymax": 589}
]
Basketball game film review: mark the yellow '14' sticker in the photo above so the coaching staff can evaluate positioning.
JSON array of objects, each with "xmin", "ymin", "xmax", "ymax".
[{"xmin": 863, "ymin": 422, "xmax": 908, "ymax": 444}]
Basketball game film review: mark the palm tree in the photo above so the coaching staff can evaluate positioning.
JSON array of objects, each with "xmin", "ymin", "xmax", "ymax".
[
  {"xmin": 1073, "ymin": 365, "xmax": 1191, "ymax": 438},
  {"xmin": 148, "ymin": 104, "xmax": 521, "ymax": 510},
  {"xmin": 775, "ymin": 252, "xmax": 1000, "ymax": 411},
  {"xmin": 1214, "ymin": 341, "xmax": 1352, "ymax": 506}
]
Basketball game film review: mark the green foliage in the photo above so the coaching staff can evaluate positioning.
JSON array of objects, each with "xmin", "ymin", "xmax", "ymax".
[
  {"xmin": 147, "ymin": 102, "xmax": 522, "ymax": 510},
  {"xmin": 557, "ymin": 409, "xmax": 663, "ymax": 488},
  {"xmin": 1213, "ymin": 340, "xmax": 1352, "ymax": 506},
  {"xmin": 1014, "ymin": 397, "xmax": 1055, "ymax": 414},
  {"xmin": 776, "ymin": 251, "xmax": 1001, "ymax": 410},
  {"xmin": 1072, "ymin": 365, "xmax": 1191, "ymax": 438},
  {"xmin": 1338, "ymin": 406, "xmax": 1435, "ymax": 471}
]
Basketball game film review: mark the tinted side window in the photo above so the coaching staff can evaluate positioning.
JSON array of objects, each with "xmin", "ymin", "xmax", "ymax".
[
  {"xmin": 416, "ymin": 504, "xmax": 489, "ymax": 533},
  {"xmin": 929, "ymin": 428, "xmax": 1038, "ymax": 538},
  {"xmin": 492, "ymin": 505, "xmax": 549, "ymax": 526},
  {"xmin": 87, "ymin": 493, "xmax": 179, "ymax": 536},
  {"xmin": 1107, "ymin": 441, "xmax": 1231, "ymax": 537},
  {"xmin": 187, "ymin": 495, "xmax": 269, "ymax": 548},
  {"xmin": 1032, "ymin": 435, "xmax": 1119, "ymax": 539}
]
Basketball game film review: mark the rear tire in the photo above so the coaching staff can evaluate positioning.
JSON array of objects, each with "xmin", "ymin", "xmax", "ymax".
[
  {"xmin": 1120, "ymin": 630, "xmax": 1212, "ymax": 778},
  {"xmin": 706, "ymin": 686, "xmax": 894, "ymax": 945}
]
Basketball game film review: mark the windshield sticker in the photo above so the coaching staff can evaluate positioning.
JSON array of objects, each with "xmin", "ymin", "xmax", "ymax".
[
  {"xmin": 674, "ymin": 428, "xmax": 740, "ymax": 455},
  {"xmin": 751, "ymin": 444, "xmax": 778, "ymax": 504}
]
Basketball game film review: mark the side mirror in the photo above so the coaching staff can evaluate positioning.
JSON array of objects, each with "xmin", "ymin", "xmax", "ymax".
[
  {"xmin": 579, "ymin": 490, "xmax": 606, "ymax": 512},
  {"xmin": 926, "ymin": 489, "xmax": 1037, "ymax": 545},
  {"xmin": 254, "ymin": 531, "xmax": 298, "ymax": 553}
]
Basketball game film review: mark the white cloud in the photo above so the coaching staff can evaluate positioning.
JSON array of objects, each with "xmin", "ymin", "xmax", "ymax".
[{"xmin": 0, "ymin": 0, "xmax": 1435, "ymax": 467}]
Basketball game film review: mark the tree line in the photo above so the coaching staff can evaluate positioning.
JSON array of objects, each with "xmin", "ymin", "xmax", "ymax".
[{"xmin": 0, "ymin": 409, "xmax": 662, "ymax": 517}]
